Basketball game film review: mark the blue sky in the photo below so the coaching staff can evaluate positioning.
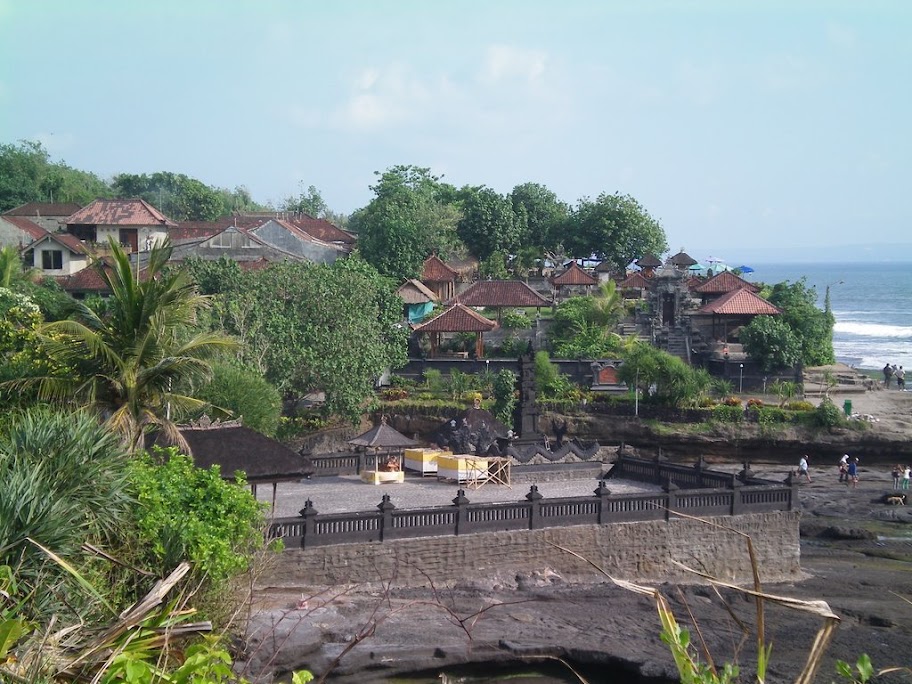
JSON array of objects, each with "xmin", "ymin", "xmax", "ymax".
[{"xmin": 1, "ymin": 1, "xmax": 909, "ymax": 260}]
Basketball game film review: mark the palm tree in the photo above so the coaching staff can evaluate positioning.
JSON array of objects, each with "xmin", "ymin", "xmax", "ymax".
[
  {"xmin": 0, "ymin": 245, "xmax": 38, "ymax": 289},
  {"xmin": 15, "ymin": 239, "xmax": 236, "ymax": 451}
]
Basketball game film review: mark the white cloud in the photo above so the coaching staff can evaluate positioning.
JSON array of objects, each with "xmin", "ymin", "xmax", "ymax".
[{"xmin": 479, "ymin": 44, "xmax": 547, "ymax": 85}]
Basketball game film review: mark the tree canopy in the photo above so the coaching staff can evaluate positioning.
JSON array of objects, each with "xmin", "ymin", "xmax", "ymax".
[
  {"xmin": 565, "ymin": 192, "xmax": 668, "ymax": 270},
  {"xmin": 456, "ymin": 185, "xmax": 519, "ymax": 262},
  {"xmin": 111, "ymin": 171, "xmax": 263, "ymax": 221},
  {"xmin": 764, "ymin": 278, "xmax": 835, "ymax": 367},
  {"xmin": 510, "ymin": 182, "xmax": 568, "ymax": 252}
]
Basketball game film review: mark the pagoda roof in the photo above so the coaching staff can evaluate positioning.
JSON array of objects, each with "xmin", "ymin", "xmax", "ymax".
[
  {"xmin": 696, "ymin": 288, "xmax": 782, "ymax": 316},
  {"xmin": 397, "ymin": 278, "xmax": 438, "ymax": 304},
  {"xmin": 447, "ymin": 280, "xmax": 550, "ymax": 307},
  {"xmin": 636, "ymin": 253, "xmax": 662, "ymax": 268},
  {"xmin": 619, "ymin": 272, "xmax": 650, "ymax": 289},
  {"xmin": 694, "ymin": 270, "xmax": 760, "ymax": 294},
  {"xmin": 349, "ymin": 420, "xmax": 420, "ymax": 449},
  {"xmin": 421, "ymin": 254, "xmax": 458, "ymax": 282},
  {"xmin": 413, "ymin": 302, "xmax": 498, "ymax": 333},
  {"xmin": 668, "ymin": 251, "xmax": 698, "ymax": 267},
  {"xmin": 550, "ymin": 261, "xmax": 598, "ymax": 286}
]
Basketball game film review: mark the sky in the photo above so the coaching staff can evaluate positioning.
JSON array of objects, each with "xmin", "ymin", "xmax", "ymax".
[{"xmin": 1, "ymin": 1, "xmax": 910, "ymax": 261}]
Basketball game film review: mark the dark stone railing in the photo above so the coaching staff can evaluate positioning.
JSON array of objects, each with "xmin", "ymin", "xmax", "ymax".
[{"xmin": 267, "ymin": 456, "xmax": 796, "ymax": 549}]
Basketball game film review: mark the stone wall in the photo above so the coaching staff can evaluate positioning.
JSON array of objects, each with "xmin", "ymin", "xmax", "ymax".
[{"xmin": 260, "ymin": 510, "xmax": 800, "ymax": 589}]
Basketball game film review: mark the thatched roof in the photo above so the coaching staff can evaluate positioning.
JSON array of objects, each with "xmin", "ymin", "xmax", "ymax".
[
  {"xmin": 550, "ymin": 261, "xmax": 598, "ymax": 286},
  {"xmin": 349, "ymin": 421, "xmax": 420, "ymax": 449},
  {"xmin": 151, "ymin": 418, "xmax": 311, "ymax": 484}
]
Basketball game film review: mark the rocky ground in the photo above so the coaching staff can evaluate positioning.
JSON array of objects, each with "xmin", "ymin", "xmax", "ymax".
[{"xmin": 239, "ymin": 380, "xmax": 912, "ymax": 683}]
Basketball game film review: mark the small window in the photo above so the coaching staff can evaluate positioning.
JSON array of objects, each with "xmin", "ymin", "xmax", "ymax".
[{"xmin": 42, "ymin": 249, "xmax": 63, "ymax": 270}]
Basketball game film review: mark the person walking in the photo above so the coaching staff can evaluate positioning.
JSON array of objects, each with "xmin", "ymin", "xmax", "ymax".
[
  {"xmin": 798, "ymin": 455, "xmax": 811, "ymax": 483},
  {"xmin": 847, "ymin": 457, "xmax": 859, "ymax": 489},
  {"xmin": 896, "ymin": 366, "xmax": 905, "ymax": 390},
  {"xmin": 903, "ymin": 465, "xmax": 911, "ymax": 491},
  {"xmin": 893, "ymin": 464, "xmax": 903, "ymax": 489},
  {"xmin": 839, "ymin": 454, "xmax": 850, "ymax": 482}
]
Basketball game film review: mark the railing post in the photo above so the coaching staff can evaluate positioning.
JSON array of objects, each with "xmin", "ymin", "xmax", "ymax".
[
  {"xmin": 730, "ymin": 478, "xmax": 743, "ymax": 515},
  {"xmin": 663, "ymin": 479, "xmax": 678, "ymax": 521},
  {"xmin": 785, "ymin": 472, "xmax": 799, "ymax": 511},
  {"xmin": 526, "ymin": 485, "xmax": 543, "ymax": 530},
  {"xmin": 377, "ymin": 493, "xmax": 396, "ymax": 541},
  {"xmin": 595, "ymin": 480, "xmax": 612, "ymax": 524},
  {"xmin": 453, "ymin": 489, "xmax": 470, "ymax": 536},
  {"xmin": 298, "ymin": 499, "xmax": 318, "ymax": 549}
]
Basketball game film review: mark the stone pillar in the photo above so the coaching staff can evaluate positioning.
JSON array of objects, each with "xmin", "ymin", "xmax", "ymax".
[
  {"xmin": 377, "ymin": 493, "xmax": 396, "ymax": 541},
  {"xmin": 526, "ymin": 484, "xmax": 543, "ymax": 530},
  {"xmin": 453, "ymin": 489, "xmax": 470, "ymax": 535},
  {"xmin": 299, "ymin": 499, "xmax": 318, "ymax": 549},
  {"xmin": 663, "ymin": 479, "xmax": 679, "ymax": 521},
  {"xmin": 595, "ymin": 480, "xmax": 612, "ymax": 524}
]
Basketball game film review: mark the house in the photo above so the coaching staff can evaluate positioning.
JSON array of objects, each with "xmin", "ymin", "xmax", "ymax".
[
  {"xmin": 247, "ymin": 219, "xmax": 347, "ymax": 263},
  {"xmin": 549, "ymin": 260, "xmax": 598, "ymax": 299},
  {"xmin": 63, "ymin": 198, "xmax": 177, "ymax": 252},
  {"xmin": 420, "ymin": 255, "xmax": 458, "ymax": 301},
  {"xmin": 0, "ymin": 215, "xmax": 47, "ymax": 250},
  {"xmin": 446, "ymin": 280, "xmax": 550, "ymax": 320},
  {"xmin": 3, "ymin": 202, "xmax": 83, "ymax": 233},
  {"xmin": 412, "ymin": 302, "xmax": 498, "ymax": 358},
  {"xmin": 28, "ymin": 232, "xmax": 89, "ymax": 276},
  {"xmin": 396, "ymin": 279, "xmax": 438, "ymax": 324}
]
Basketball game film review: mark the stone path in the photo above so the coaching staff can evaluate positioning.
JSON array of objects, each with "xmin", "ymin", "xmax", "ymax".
[{"xmin": 257, "ymin": 472, "xmax": 661, "ymax": 518}]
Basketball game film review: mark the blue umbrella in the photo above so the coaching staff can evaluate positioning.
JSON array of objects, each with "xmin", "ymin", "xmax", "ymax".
[{"xmin": 736, "ymin": 265, "xmax": 755, "ymax": 273}]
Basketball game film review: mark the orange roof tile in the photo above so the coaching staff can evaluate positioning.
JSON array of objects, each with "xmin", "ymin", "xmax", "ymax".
[
  {"xmin": 693, "ymin": 270, "xmax": 760, "ymax": 294},
  {"xmin": 421, "ymin": 254, "xmax": 458, "ymax": 282},
  {"xmin": 619, "ymin": 272, "xmax": 650, "ymax": 289},
  {"xmin": 287, "ymin": 215, "xmax": 356, "ymax": 244},
  {"xmin": 65, "ymin": 199, "xmax": 177, "ymax": 227},
  {"xmin": 54, "ymin": 265, "xmax": 110, "ymax": 292},
  {"xmin": 696, "ymin": 288, "xmax": 781, "ymax": 316},
  {"xmin": 447, "ymin": 280, "xmax": 550, "ymax": 307},
  {"xmin": 550, "ymin": 261, "xmax": 597, "ymax": 286},
  {"xmin": 414, "ymin": 303, "xmax": 497, "ymax": 333},
  {"xmin": 32, "ymin": 231, "xmax": 89, "ymax": 254}
]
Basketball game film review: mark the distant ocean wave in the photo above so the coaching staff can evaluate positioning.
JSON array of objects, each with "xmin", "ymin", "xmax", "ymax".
[{"xmin": 834, "ymin": 321, "xmax": 912, "ymax": 339}]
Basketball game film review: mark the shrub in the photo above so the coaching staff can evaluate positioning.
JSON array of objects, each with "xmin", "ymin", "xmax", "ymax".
[
  {"xmin": 757, "ymin": 406, "xmax": 791, "ymax": 425},
  {"xmin": 786, "ymin": 400, "xmax": 815, "ymax": 412},
  {"xmin": 712, "ymin": 404, "xmax": 744, "ymax": 423},
  {"xmin": 388, "ymin": 374, "xmax": 415, "ymax": 388},
  {"xmin": 196, "ymin": 361, "xmax": 282, "ymax": 436},
  {"xmin": 381, "ymin": 387, "xmax": 409, "ymax": 401},
  {"xmin": 722, "ymin": 396, "xmax": 743, "ymax": 407},
  {"xmin": 501, "ymin": 309, "xmax": 532, "ymax": 329},
  {"xmin": 498, "ymin": 334, "xmax": 529, "ymax": 357},
  {"xmin": 423, "ymin": 368, "xmax": 443, "ymax": 392},
  {"xmin": 130, "ymin": 449, "xmax": 268, "ymax": 584},
  {"xmin": 746, "ymin": 398, "xmax": 764, "ymax": 408},
  {"xmin": 813, "ymin": 398, "xmax": 844, "ymax": 428},
  {"xmin": 492, "ymin": 369, "xmax": 517, "ymax": 426}
]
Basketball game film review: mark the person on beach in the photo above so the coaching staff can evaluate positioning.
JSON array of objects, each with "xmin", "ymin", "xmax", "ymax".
[
  {"xmin": 839, "ymin": 454, "xmax": 850, "ymax": 482},
  {"xmin": 883, "ymin": 363, "xmax": 894, "ymax": 387},
  {"xmin": 896, "ymin": 366, "xmax": 905, "ymax": 390},
  {"xmin": 847, "ymin": 457, "xmax": 859, "ymax": 488},
  {"xmin": 903, "ymin": 465, "xmax": 911, "ymax": 491},
  {"xmin": 798, "ymin": 455, "xmax": 811, "ymax": 483},
  {"xmin": 893, "ymin": 464, "xmax": 904, "ymax": 489}
]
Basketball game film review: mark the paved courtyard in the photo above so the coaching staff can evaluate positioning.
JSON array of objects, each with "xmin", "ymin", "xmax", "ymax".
[{"xmin": 256, "ymin": 471, "xmax": 661, "ymax": 518}]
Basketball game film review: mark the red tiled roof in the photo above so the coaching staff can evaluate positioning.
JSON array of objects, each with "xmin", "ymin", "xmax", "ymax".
[
  {"xmin": 693, "ymin": 271, "xmax": 760, "ymax": 294},
  {"xmin": 4, "ymin": 202, "xmax": 83, "ymax": 218},
  {"xmin": 685, "ymin": 276, "xmax": 705, "ymax": 290},
  {"xmin": 33, "ymin": 231, "xmax": 89, "ymax": 254},
  {"xmin": 65, "ymin": 199, "xmax": 177, "ymax": 227},
  {"xmin": 668, "ymin": 251, "xmax": 698, "ymax": 267},
  {"xmin": 414, "ymin": 303, "xmax": 497, "ymax": 333},
  {"xmin": 421, "ymin": 254, "xmax": 458, "ymax": 282},
  {"xmin": 550, "ymin": 261, "xmax": 598, "ymax": 286},
  {"xmin": 54, "ymin": 265, "xmax": 110, "ymax": 292},
  {"xmin": 447, "ymin": 280, "xmax": 550, "ymax": 307},
  {"xmin": 696, "ymin": 288, "xmax": 781, "ymax": 316},
  {"xmin": 170, "ymin": 220, "xmax": 227, "ymax": 241},
  {"xmin": 397, "ymin": 279, "xmax": 438, "ymax": 304},
  {"xmin": 287, "ymin": 215, "xmax": 356, "ymax": 244},
  {"xmin": 619, "ymin": 272, "xmax": 650, "ymax": 289},
  {"xmin": 2, "ymin": 216, "xmax": 48, "ymax": 241},
  {"xmin": 636, "ymin": 253, "xmax": 662, "ymax": 268}
]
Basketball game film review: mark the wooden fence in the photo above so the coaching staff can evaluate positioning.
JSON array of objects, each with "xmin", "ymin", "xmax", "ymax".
[{"xmin": 267, "ymin": 456, "xmax": 796, "ymax": 549}]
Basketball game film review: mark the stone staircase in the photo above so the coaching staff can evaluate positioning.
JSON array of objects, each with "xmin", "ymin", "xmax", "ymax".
[{"xmin": 654, "ymin": 327, "xmax": 689, "ymax": 363}]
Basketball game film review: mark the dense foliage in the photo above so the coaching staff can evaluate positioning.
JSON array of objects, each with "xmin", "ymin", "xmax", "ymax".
[
  {"xmin": 188, "ymin": 255, "xmax": 408, "ymax": 424},
  {"xmin": 740, "ymin": 315, "xmax": 802, "ymax": 372},
  {"xmin": 549, "ymin": 281, "xmax": 624, "ymax": 358},
  {"xmin": 616, "ymin": 341, "xmax": 712, "ymax": 407},
  {"xmin": 13, "ymin": 240, "xmax": 236, "ymax": 450},
  {"xmin": 765, "ymin": 278, "xmax": 835, "ymax": 366},
  {"xmin": 195, "ymin": 361, "xmax": 283, "ymax": 436}
]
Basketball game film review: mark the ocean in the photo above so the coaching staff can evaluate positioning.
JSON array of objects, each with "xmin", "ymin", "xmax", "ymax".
[{"xmin": 743, "ymin": 262, "xmax": 912, "ymax": 371}]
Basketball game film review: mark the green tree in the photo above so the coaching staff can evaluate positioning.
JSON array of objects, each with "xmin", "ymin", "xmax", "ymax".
[
  {"xmin": 548, "ymin": 282, "xmax": 624, "ymax": 359},
  {"xmin": 195, "ymin": 361, "xmax": 282, "ymax": 436},
  {"xmin": 510, "ymin": 182, "xmax": 568, "ymax": 251},
  {"xmin": 492, "ymin": 369, "xmax": 517, "ymax": 426},
  {"xmin": 741, "ymin": 315, "xmax": 802, "ymax": 372},
  {"xmin": 616, "ymin": 342, "xmax": 710, "ymax": 407},
  {"xmin": 111, "ymin": 171, "xmax": 226, "ymax": 220},
  {"xmin": 14, "ymin": 240, "xmax": 236, "ymax": 450},
  {"xmin": 766, "ymin": 279, "xmax": 835, "ymax": 366},
  {"xmin": 456, "ymin": 185, "xmax": 519, "ymax": 261},
  {"xmin": 351, "ymin": 165, "xmax": 463, "ymax": 281},
  {"xmin": 282, "ymin": 182, "xmax": 327, "ymax": 217},
  {"xmin": 565, "ymin": 192, "xmax": 668, "ymax": 269}
]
